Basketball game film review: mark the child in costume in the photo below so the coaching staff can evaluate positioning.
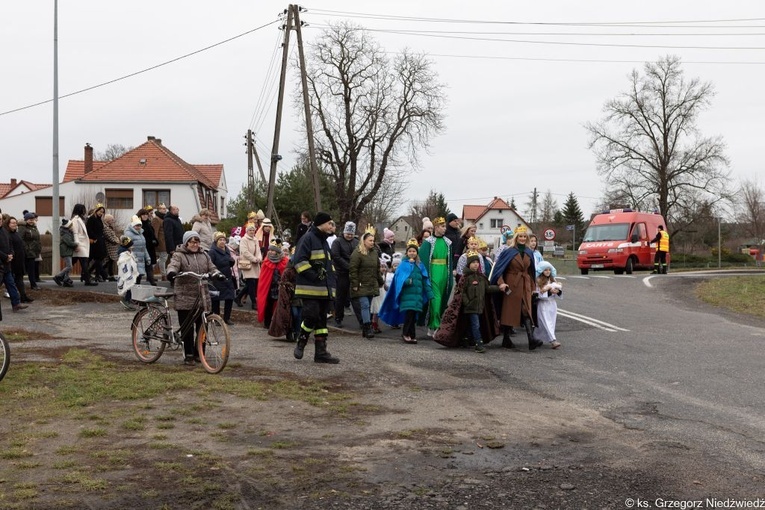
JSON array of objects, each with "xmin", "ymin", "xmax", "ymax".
[
  {"xmin": 455, "ymin": 236, "xmax": 487, "ymax": 278},
  {"xmin": 379, "ymin": 239, "xmax": 433, "ymax": 344},
  {"xmin": 461, "ymin": 250, "xmax": 500, "ymax": 352},
  {"xmin": 534, "ymin": 260, "xmax": 562, "ymax": 349},
  {"xmin": 116, "ymin": 235, "xmax": 139, "ymax": 310}
]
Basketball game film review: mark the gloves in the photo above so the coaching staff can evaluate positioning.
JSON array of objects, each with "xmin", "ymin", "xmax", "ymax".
[
  {"xmin": 317, "ymin": 266, "xmax": 327, "ymax": 281},
  {"xmin": 214, "ymin": 273, "xmax": 227, "ymax": 282},
  {"xmin": 167, "ymin": 272, "xmax": 176, "ymax": 283}
]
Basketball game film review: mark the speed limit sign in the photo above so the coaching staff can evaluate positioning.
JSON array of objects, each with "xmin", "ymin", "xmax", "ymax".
[{"xmin": 543, "ymin": 228, "xmax": 556, "ymax": 241}]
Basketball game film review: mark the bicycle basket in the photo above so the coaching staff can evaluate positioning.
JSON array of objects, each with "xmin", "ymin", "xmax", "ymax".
[{"xmin": 131, "ymin": 285, "xmax": 162, "ymax": 303}]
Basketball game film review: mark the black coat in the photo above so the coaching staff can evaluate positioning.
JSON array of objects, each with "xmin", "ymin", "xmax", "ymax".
[
  {"xmin": 86, "ymin": 215, "xmax": 107, "ymax": 259},
  {"xmin": 208, "ymin": 245, "xmax": 236, "ymax": 301},
  {"xmin": 164, "ymin": 212, "xmax": 184, "ymax": 254},
  {"xmin": 293, "ymin": 225, "xmax": 335, "ymax": 300},
  {"xmin": 141, "ymin": 219, "xmax": 157, "ymax": 263},
  {"xmin": 0, "ymin": 227, "xmax": 11, "ymax": 276},
  {"xmin": 330, "ymin": 235, "xmax": 358, "ymax": 275},
  {"xmin": 8, "ymin": 230, "xmax": 26, "ymax": 274}
]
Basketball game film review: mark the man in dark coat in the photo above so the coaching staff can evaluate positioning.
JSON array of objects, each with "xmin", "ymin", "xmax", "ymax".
[
  {"xmin": 292, "ymin": 211, "xmax": 339, "ymax": 364},
  {"xmin": 163, "ymin": 205, "xmax": 185, "ymax": 258},
  {"xmin": 295, "ymin": 211, "xmax": 311, "ymax": 248},
  {"xmin": 330, "ymin": 221, "xmax": 361, "ymax": 328},
  {"xmin": 445, "ymin": 212, "xmax": 462, "ymax": 268}
]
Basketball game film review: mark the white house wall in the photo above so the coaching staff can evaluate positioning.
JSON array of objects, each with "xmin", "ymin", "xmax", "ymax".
[{"xmin": 0, "ymin": 181, "xmax": 212, "ymax": 234}]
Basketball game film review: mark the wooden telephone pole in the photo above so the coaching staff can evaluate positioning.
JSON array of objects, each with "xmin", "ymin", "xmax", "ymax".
[{"xmin": 266, "ymin": 4, "xmax": 322, "ymax": 220}]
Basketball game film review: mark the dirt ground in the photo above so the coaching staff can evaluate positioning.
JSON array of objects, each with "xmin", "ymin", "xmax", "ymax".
[{"xmin": 0, "ymin": 288, "xmax": 762, "ymax": 509}]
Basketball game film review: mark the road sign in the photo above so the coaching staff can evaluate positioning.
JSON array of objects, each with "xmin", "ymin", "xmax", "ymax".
[{"xmin": 543, "ymin": 228, "xmax": 556, "ymax": 241}]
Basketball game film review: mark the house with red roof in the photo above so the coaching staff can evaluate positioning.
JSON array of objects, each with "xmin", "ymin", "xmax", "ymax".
[
  {"xmin": 0, "ymin": 136, "xmax": 228, "ymax": 233},
  {"xmin": 461, "ymin": 196, "xmax": 530, "ymax": 251}
]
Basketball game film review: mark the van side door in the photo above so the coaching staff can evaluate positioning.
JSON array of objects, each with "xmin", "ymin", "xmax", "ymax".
[{"xmin": 634, "ymin": 223, "xmax": 650, "ymax": 265}]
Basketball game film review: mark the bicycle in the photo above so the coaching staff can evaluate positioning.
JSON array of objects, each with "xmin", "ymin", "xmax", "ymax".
[
  {"xmin": 0, "ymin": 331, "xmax": 9, "ymax": 382},
  {"xmin": 130, "ymin": 271, "xmax": 231, "ymax": 374}
]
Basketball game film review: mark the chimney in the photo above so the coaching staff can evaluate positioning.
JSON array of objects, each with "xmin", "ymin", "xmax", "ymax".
[
  {"xmin": 10, "ymin": 178, "xmax": 17, "ymax": 187},
  {"xmin": 155, "ymin": 138, "xmax": 162, "ymax": 145},
  {"xmin": 147, "ymin": 136, "xmax": 155, "ymax": 141},
  {"xmin": 84, "ymin": 143, "xmax": 93, "ymax": 174}
]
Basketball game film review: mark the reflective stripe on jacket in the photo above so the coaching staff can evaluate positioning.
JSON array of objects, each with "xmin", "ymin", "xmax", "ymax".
[{"xmin": 659, "ymin": 231, "xmax": 669, "ymax": 252}]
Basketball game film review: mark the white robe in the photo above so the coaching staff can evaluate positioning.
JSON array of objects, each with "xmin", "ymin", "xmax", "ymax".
[{"xmin": 534, "ymin": 282, "xmax": 562, "ymax": 343}]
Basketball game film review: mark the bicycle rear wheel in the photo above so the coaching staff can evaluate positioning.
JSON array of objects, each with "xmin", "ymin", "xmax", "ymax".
[
  {"xmin": 132, "ymin": 306, "xmax": 168, "ymax": 363},
  {"xmin": 198, "ymin": 314, "xmax": 230, "ymax": 374},
  {"xmin": 0, "ymin": 332, "xmax": 9, "ymax": 382}
]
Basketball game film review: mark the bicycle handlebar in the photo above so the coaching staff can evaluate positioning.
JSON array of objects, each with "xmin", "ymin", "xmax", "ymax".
[{"xmin": 176, "ymin": 271, "xmax": 212, "ymax": 280}]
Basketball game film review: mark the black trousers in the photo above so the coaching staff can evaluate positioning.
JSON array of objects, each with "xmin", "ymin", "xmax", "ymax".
[
  {"xmin": 301, "ymin": 299, "xmax": 329, "ymax": 335},
  {"xmin": 177, "ymin": 309, "xmax": 203, "ymax": 358},
  {"xmin": 211, "ymin": 299, "xmax": 233, "ymax": 322},
  {"xmin": 403, "ymin": 310, "xmax": 418, "ymax": 339}
]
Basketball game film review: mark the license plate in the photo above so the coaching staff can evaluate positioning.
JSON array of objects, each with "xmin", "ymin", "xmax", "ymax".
[{"xmin": 591, "ymin": 264, "xmax": 604, "ymax": 269}]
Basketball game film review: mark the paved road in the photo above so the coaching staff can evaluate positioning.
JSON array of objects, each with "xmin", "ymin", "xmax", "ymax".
[{"xmin": 6, "ymin": 270, "xmax": 765, "ymax": 478}]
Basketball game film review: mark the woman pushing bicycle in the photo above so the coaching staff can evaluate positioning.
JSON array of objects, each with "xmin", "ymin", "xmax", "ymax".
[{"xmin": 167, "ymin": 231, "xmax": 226, "ymax": 365}]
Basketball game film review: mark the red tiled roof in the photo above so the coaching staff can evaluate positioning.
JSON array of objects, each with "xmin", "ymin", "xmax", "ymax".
[
  {"xmin": 462, "ymin": 205, "xmax": 485, "ymax": 221},
  {"xmin": 0, "ymin": 180, "xmax": 52, "ymax": 198},
  {"xmin": 462, "ymin": 197, "xmax": 514, "ymax": 223},
  {"xmin": 66, "ymin": 139, "xmax": 219, "ymax": 188}
]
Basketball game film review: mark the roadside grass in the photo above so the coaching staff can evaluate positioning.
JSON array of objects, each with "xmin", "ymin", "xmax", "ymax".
[
  {"xmin": 695, "ymin": 276, "xmax": 765, "ymax": 319},
  {"xmin": 0, "ymin": 346, "xmax": 357, "ymax": 509}
]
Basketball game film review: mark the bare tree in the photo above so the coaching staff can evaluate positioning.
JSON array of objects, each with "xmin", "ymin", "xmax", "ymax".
[
  {"xmin": 540, "ymin": 190, "xmax": 558, "ymax": 224},
  {"xmin": 586, "ymin": 55, "xmax": 732, "ymax": 233},
  {"xmin": 96, "ymin": 143, "xmax": 133, "ymax": 161},
  {"xmin": 301, "ymin": 22, "xmax": 446, "ymax": 225},
  {"xmin": 736, "ymin": 177, "xmax": 765, "ymax": 241}
]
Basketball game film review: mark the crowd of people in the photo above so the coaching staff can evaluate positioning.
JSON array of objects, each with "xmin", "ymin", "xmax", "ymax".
[{"xmin": 0, "ymin": 204, "xmax": 564, "ymax": 365}]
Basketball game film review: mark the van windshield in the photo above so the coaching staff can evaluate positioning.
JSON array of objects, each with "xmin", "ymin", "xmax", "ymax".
[{"xmin": 582, "ymin": 223, "xmax": 630, "ymax": 242}]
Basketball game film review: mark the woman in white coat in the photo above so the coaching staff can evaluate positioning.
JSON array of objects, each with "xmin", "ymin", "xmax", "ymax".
[
  {"xmin": 70, "ymin": 203, "xmax": 96, "ymax": 286},
  {"xmin": 237, "ymin": 224, "xmax": 262, "ymax": 310}
]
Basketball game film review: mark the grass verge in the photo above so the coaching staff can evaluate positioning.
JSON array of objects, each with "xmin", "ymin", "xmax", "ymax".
[{"xmin": 695, "ymin": 275, "xmax": 765, "ymax": 319}]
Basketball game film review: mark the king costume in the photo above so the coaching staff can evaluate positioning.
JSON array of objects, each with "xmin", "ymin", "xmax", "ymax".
[{"xmin": 418, "ymin": 225, "xmax": 453, "ymax": 332}]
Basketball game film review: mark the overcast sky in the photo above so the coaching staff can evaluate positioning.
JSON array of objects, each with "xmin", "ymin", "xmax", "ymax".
[{"xmin": 2, "ymin": 1, "xmax": 763, "ymax": 222}]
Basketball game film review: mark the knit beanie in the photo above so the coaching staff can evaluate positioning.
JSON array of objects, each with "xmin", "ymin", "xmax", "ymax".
[
  {"xmin": 313, "ymin": 211, "xmax": 332, "ymax": 227},
  {"xmin": 343, "ymin": 221, "xmax": 356, "ymax": 235},
  {"xmin": 183, "ymin": 231, "xmax": 200, "ymax": 245}
]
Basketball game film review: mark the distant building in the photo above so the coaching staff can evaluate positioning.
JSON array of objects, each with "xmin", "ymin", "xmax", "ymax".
[
  {"xmin": 389, "ymin": 215, "xmax": 414, "ymax": 244},
  {"xmin": 0, "ymin": 136, "xmax": 227, "ymax": 233},
  {"xmin": 461, "ymin": 196, "xmax": 531, "ymax": 250}
]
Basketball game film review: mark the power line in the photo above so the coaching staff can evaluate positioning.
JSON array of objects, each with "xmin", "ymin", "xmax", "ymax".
[
  {"xmin": 0, "ymin": 18, "xmax": 280, "ymax": 118},
  {"xmin": 422, "ymin": 52, "xmax": 765, "ymax": 65},
  {"xmin": 309, "ymin": 9, "xmax": 765, "ymax": 28}
]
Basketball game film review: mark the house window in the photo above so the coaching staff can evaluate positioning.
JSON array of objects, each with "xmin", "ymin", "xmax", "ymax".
[
  {"xmin": 106, "ymin": 188, "xmax": 134, "ymax": 210},
  {"xmin": 34, "ymin": 197, "xmax": 66, "ymax": 216},
  {"xmin": 142, "ymin": 189, "xmax": 170, "ymax": 208},
  {"xmin": 220, "ymin": 196, "xmax": 225, "ymax": 216},
  {"xmin": 490, "ymin": 218, "xmax": 503, "ymax": 228}
]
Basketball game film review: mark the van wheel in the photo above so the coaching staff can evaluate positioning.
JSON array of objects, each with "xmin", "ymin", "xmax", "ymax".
[
  {"xmin": 625, "ymin": 257, "xmax": 634, "ymax": 275},
  {"xmin": 580, "ymin": 269, "xmax": 589, "ymax": 275}
]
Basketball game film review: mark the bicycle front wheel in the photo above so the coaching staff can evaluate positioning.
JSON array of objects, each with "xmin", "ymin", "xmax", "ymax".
[
  {"xmin": 132, "ymin": 306, "xmax": 168, "ymax": 363},
  {"xmin": 198, "ymin": 314, "xmax": 230, "ymax": 374},
  {"xmin": 0, "ymin": 332, "xmax": 9, "ymax": 382}
]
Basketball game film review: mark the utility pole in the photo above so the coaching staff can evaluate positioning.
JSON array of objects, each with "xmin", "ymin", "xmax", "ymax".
[
  {"xmin": 266, "ymin": 4, "xmax": 322, "ymax": 220},
  {"xmin": 266, "ymin": 6, "xmax": 294, "ymax": 220},
  {"xmin": 531, "ymin": 187, "xmax": 539, "ymax": 224},
  {"xmin": 293, "ymin": 5, "xmax": 322, "ymax": 211},
  {"xmin": 245, "ymin": 130, "xmax": 255, "ymax": 211}
]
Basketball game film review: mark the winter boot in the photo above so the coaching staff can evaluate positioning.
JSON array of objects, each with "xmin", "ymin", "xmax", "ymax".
[
  {"xmin": 524, "ymin": 317, "xmax": 543, "ymax": 351},
  {"xmin": 372, "ymin": 318, "xmax": 382, "ymax": 334},
  {"xmin": 294, "ymin": 328, "xmax": 311, "ymax": 360},
  {"xmin": 314, "ymin": 337, "xmax": 339, "ymax": 364},
  {"xmin": 362, "ymin": 323, "xmax": 375, "ymax": 339},
  {"xmin": 475, "ymin": 340, "xmax": 486, "ymax": 353},
  {"xmin": 502, "ymin": 327, "xmax": 515, "ymax": 349}
]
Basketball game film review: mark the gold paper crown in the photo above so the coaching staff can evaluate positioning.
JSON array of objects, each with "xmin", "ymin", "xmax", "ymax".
[
  {"xmin": 433, "ymin": 217, "xmax": 446, "ymax": 226},
  {"xmin": 406, "ymin": 237, "xmax": 420, "ymax": 250},
  {"xmin": 467, "ymin": 236, "xmax": 479, "ymax": 245},
  {"xmin": 247, "ymin": 211, "xmax": 257, "ymax": 219},
  {"xmin": 95, "ymin": 203, "xmax": 105, "ymax": 210},
  {"xmin": 364, "ymin": 224, "xmax": 377, "ymax": 237},
  {"xmin": 465, "ymin": 249, "xmax": 480, "ymax": 260},
  {"xmin": 144, "ymin": 205, "xmax": 154, "ymax": 212},
  {"xmin": 515, "ymin": 226, "xmax": 528, "ymax": 234},
  {"xmin": 478, "ymin": 238, "xmax": 488, "ymax": 249}
]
